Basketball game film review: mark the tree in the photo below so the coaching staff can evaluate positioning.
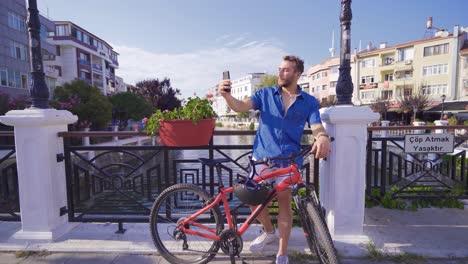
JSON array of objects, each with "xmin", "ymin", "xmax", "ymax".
[
  {"xmin": 397, "ymin": 90, "xmax": 429, "ymax": 122},
  {"xmin": 52, "ymin": 80, "xmax": 113, "ymax": 130},
  {"xmin": 370, "ymin": 97, "xmax": 389, "ymax": 120},
  {"xmin": 109, "ymin": 92, "xmax": 153, "ymax": 121},
  {"xmin": 130, "ymin": 78, "xmax": 181, "ymax": 111},
  {"xmin": 255, "ymin": 74, "xmax": 278, "ymax": 91}
]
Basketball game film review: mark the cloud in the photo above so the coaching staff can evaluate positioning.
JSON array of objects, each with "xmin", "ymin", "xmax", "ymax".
[{"xmin": 113, "ymin": 36, "xmax": 288, "ymax": 99}]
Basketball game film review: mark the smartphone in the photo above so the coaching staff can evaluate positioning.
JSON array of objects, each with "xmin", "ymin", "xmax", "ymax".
[{"xmin": 222, "ymin": 71, "xmax": 231, "ymax": 93}]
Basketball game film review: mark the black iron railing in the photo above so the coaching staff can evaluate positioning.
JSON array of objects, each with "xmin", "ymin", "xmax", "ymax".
[
  {"xmin": 59, "ymin": 130, "xmax": 318, "ymax": 223},
  {"xmin": 366, "ymin": 126, "xmax": 468, "ymax": 199},
  {"xmin": 0, "ymin": 131, "xmax": 20, "ymax": 221}
]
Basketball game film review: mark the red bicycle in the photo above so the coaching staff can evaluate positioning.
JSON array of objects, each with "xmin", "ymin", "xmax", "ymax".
[{"xmin": 149, "ymin": 145, "xmax": 339, "ymax": 264}]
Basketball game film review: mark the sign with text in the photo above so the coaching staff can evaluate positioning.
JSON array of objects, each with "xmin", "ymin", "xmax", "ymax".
[{"xmin": 404, "ymin": 134, "xmax": 454, "ymax": 153}]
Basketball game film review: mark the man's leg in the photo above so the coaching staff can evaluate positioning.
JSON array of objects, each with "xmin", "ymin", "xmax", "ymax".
[
  {"xmin": 249, "ymin": 205, "xmax": 274, "ymax": 232},
  {"xmin": 276, "ymin": 188, "xmax": 292, "ymax": 256}
]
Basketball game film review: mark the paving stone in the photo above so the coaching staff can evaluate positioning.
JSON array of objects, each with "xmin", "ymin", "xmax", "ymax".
[{"xmin": 0, "ymin": 253, "xmax": 23, "ymax": 264}]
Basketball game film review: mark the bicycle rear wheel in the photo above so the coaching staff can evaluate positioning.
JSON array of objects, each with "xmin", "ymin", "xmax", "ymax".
[
  {"xmin": 302, "ymin": 198, "xmax": 339, "ymax": 264},
  {"xmin": 149, "ymin": 183, "xmax": 223, "ymax": 264}
]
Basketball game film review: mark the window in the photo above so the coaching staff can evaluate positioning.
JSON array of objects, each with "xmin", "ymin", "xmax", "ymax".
[
  {"xmin": 422, "ymin": 64, "xmax": 448, "ymax": 76},
  {"xmin": 76, "ymin": 30, "xmax": 83, "ymax": 41},
  {"xmin": 464, "ymin": 57, "xmax": 468, "ymax": 69},
  {"xmin": 383, "ymin": 55, "xmax": 394, "ymax": 65},
  {"xmin": 361, "ymin": 91, "xmax": 375, "ymax": 100},
  {"xmin": 79, "ymin": 52, "xmax": 89, "ymax": 61},
  {"xmin": 8, "ymin": 12, "xmax": 26, "ymax": 32},
  {"xmin": 56, "ymin": 25, "xmax": 68, "ymax": 36},
  {"xmin": 21, "ymin": 73, "xmax": 27, "ymax": 89},
  {"xmin": 421, "ymin": 84, "xmax": 448, "ymax": 95},
  {"xmin": 360, "ymin": 59, "xmax": 375, "ymax": 68},
  {"xmin": 384, "ymin": 73, "xmax": 393, "ymax": 81},
  {"xmin": 83, "ymin": 34, "xmax": 90, "ymax": 45},
  {"xmin": 423, "ymin": 43, "xmax": 449, "ymax": 57},
  {"xmin": 10, "ymin": 41, "xmax": 27, "ymax": 61},
  {"xmin": 361, "ymin": 75, "xmax": 374, "ymax": 84},
  {"xmin": 322, "ymin": 85, "xmax": 327, "ymax": 91},
  {"xmin": 40, "ymin": 24, "xmax": 47, "ymax": 40},
  {"xmin": 0, "ymin": 69, "xmax": 7, "ymax": 86},
  {"xmin": 330, "ymin": 81, "xmax": 337, "ymax": 88},
  {"xmin": 56, "ymin": 46, "xmax": 61, "ymax": 56},
  {"xmin": 397, "ymin": 47, "xmax": 414, "ymax": 61},
  {"xmin": 381, "ymin": 90, "xmax": 393, "ymax": 100},
  {"xmin": 92, "ymin": 39, "xmax": 98, "ymax": 47},
  {"xmin": 395, "ymin": 70, "xmax": 413, "ymax": 79},
  {"xmin": 330, "ymin": 66, "xmax": 339, "ymax": 74}
]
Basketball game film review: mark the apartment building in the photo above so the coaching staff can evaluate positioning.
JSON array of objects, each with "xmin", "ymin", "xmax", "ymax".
[
  {"xmin": 208, "ymin": 73, "xmax": 265, "ymax": 117},
  {"xmin": 458, "ymin": 35, "xmax": 468, "ymax": 101},
  {"xmin": 44, "ymin": 21, "xmax": 119, "ymax": 95},
  {"xmin": 304, "ymin": 56, "xmax": 359, "ymax": 105},
  {"xmin": 355, "ymin": 26, "xmax": 467, "ymax": 106},
  {"xmin": 0, "ymin": 1, "xmax": 58, "ymax": 98}
]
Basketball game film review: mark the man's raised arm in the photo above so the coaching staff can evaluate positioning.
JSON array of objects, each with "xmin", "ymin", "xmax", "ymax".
[{"xmin": 219, "ymin": 80, "xmax": 254, "ymax": 112}]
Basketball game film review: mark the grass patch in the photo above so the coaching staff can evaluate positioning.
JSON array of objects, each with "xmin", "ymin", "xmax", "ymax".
[
  {"xmin": 289, "ymin": 250, "xmax": 317, "ymax": 263},
  {"xmin": 15, "ymin": 250, "xmax": 51, "ymax": 258},
  {"xmin": 365, "ymin": 186, "xmax": 465, "ymax": 210},
  {"xmin": 365, "ymin": 242, "xmax": 426, "ymax": 263}
]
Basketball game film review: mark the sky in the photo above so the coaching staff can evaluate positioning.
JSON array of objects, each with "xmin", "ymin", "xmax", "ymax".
[{"xmin": 36, "ymin": 0, "xmax": 467, "ymax": 99}]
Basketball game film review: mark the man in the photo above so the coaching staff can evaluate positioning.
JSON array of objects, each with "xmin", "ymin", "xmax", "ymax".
[{"xmin": 219, "ymin": 55, "xmax": 331, "ymax": 264}]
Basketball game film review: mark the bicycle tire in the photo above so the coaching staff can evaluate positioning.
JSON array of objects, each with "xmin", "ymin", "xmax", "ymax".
[
  {"xmin": 293, "ymin": 197, "xmax": 316, "ymax": 254},
  {"xmin": 303, "ymin": 199, "xmax": 339, "ymax": 264},
  {"xmin": 149, "ymin": 183, "xmax": 223, "ymax": 264}
]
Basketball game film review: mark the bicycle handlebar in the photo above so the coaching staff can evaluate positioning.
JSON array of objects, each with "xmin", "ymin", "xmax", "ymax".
[{"xmin": 252, "ymin": 137, "xmax": 334, "ymax": 167}]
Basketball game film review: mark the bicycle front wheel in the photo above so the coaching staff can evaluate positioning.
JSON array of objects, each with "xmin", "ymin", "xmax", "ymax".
[
  {"xmin": 302, "ymin": 199, "xmax": 339, "ymax": 264},
  {"xmin": 149, "ymin": 183, "xmax": 223, "ymax": 264}
]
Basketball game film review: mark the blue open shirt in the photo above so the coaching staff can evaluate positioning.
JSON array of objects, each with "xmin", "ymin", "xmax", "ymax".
[{"xmin": 250, "ymin": 86, "xmax": 322, "ymax": 168}]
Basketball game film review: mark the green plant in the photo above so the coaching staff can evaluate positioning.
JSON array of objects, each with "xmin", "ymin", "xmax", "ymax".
[
  {"xmin": 249, "ymin": 122, "xmax": 255, "ymax": 130},
  {"xmin": 215, "ymin": 122, "xmax": 223, "ymax": 127},
  {"xmin": 464, "ymin": 121, "xmax": 468, "ymax": 126},
  {"xmin": 448, "ymin": 116, "xmax": 458, "ymax": 125},
  {"xmin": 145, "ymin": 97, "xmax": 216, "ymax": 134}
]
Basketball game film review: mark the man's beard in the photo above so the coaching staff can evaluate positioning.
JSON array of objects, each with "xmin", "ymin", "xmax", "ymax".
[{"xmin": 278, "ymin": 78, "xmax": 292, "ymax": 88}]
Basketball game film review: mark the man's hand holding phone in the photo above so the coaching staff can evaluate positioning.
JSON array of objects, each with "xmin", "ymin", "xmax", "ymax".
[{"xmin": 219, "ymin": 71, "xmax": 232, "ymax": 96}]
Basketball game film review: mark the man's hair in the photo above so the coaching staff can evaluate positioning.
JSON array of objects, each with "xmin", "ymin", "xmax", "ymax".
[{"xmin": 283, "ymin": 55, "xmax": 304, "ymax": 73}]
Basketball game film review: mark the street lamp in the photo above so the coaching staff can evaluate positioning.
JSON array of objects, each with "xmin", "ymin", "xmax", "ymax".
[
  {"xmin": 26, "ymin": 0, "xmax": 50, "ymax": 109},
  {"xmin": 440, "ymin": 94, "xmax": 446, "ymax": 120},
  {"xmin": 335, "ymin": 0, "xmax": 354, "ymax": 105}
]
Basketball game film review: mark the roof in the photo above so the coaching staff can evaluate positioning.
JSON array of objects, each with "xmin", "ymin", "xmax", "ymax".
[
  {"xmin": 54, "ymin": 21, "xmax": 118, "ymax": 54},
  {"xmin": 425, "ymin": 101, "xmax": 468, "ymax": 113},
  {"xmin": 358, "ymin": 35, "xmax": 451, "ymax": 57}
]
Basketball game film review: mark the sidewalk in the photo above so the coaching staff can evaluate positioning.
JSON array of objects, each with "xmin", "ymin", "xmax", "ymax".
[{"xmin": 1, "ymin": 207, "xmax": 468, "ymax": 263}]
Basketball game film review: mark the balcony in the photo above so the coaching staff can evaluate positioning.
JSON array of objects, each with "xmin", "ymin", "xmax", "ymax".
[
  {"xmin": 79, "ymin": 59, "xmax": 91, "ymax": 66},
  {"xmin": 42, "ymin": 54, "xmax": 56, "ymax": 61},
  {"xmin": 359, "ymin": 83, "xmax": 378, "ymax": 89},
  {"xmin": 78, "ymin": 77, "xmax": 92, "ymax": 85},
  {"xmin": 92, "ymin": 63, "xmax": 103, "ymax": 72},
  {"xmin": 93, "ymin": 81, "xmax": 103, "ymax": 88}
]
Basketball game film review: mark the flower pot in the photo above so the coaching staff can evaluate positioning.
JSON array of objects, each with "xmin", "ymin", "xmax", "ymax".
[{"xmin": 158, "ymin": 119, "xmax": 215, "ymax": 146}]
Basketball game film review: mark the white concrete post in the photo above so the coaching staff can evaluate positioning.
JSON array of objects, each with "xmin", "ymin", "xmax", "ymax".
[
  {"xmin": 0, "ymin": 109, "xmax": 78, "ymax": 241},
  {"xmin": 319, "ymin": 106, "xmax": 379, "ymax": 239},
  {"xmin": 112, "ymin": 125, "xmax": 119, "ymax": 145},
  {"xmin": 380, "ymin": 120, "xmax": 390, "ymax": 137},
  {"xmin": 82, "ymin": 127, "xmax": 90, "ymax": 146}
]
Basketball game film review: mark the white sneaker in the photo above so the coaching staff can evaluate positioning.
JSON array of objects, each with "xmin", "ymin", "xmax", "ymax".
[
  {"xmin": 249, "ymin": 229, "xmax": 276, "ymax": 253},
  {"xmin": 276, "ymin": 254, "xmax": 289, "ymax": 264}
]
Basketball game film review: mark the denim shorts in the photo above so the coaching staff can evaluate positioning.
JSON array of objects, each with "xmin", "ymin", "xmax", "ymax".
[{"xmin": 253, "ymin": 164, "xmax": 294, "ymax": 189}]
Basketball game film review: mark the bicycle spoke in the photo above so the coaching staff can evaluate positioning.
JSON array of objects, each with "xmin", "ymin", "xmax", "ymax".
[{"xmin": 149, "ymin": 184, "xmax": 223, "ymax": 264}]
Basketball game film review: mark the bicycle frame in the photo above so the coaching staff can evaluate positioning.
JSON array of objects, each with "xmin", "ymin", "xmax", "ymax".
[{"xmin": 179, "ymin": 163, "xmax": 303, "ymax": 241}]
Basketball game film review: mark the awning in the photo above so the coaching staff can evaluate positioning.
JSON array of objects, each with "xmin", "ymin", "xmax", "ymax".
[{"xmin": 424, "ymin": 101, "xmax": 468, "ymax": 113}]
